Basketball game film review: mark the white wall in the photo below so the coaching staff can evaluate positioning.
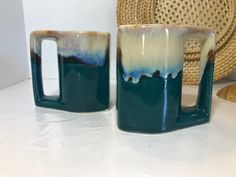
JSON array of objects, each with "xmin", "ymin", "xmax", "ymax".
[
  {"xmin": 3, "ymin": 0, "xmax": 235, "ymax": 84},
  {"xmin": 23, "ymin": 0, "xmax": 117, "ymax": 79},
  {"xmin": 0, "ymin": 0, "xmax": 29, "ymax": 89}
]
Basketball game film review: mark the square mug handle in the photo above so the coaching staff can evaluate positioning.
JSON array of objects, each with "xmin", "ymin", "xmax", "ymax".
[
  {"xmin": 30, "ymin": 31, "xmax": 63, "ymax": 109},
  {"xmin": 178, "ymin": 27, "xmax": 216, "ymax": 126}
]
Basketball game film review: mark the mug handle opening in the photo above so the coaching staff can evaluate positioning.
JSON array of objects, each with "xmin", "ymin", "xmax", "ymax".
[
  {"xmin": 30, "ymin": 31, "xmax": 63, "ymax": 109},
  {"xmin": 177, "ymin": 27, "xmax": 216, "ymax": 127}
]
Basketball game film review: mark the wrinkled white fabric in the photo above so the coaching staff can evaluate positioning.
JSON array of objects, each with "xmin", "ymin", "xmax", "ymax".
[{"xmin": 0, "ymin": 80, "xmax": 235, "ymax": 177}]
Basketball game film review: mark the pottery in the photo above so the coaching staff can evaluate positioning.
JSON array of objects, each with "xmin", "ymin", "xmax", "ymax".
[
  {"xmin": 117, "ymin": 24, "xmax": 216, "ymax": 133},
  {"xmin": 30, "ymin": 30, "xmax": 110, "ymax": 112}
]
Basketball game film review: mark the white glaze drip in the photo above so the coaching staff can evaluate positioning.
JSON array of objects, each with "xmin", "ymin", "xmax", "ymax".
[
  {"xmin": 118, "ymin": 26, "xmax": 185, "ymax": 83},
  {"xmin": 118, "ymin": 25, "xmax": 215, "ymax": 83},
  {"xmin": 31, "ymin": 31, "xmax": 109, "ymax": 66}
]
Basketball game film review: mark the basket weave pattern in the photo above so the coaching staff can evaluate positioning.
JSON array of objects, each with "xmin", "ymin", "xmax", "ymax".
[{"xmin": 117, "ymin": 0, "xmax": 236, "ymax": 84}]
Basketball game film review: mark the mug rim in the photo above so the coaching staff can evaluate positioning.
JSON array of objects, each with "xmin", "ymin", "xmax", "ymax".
[
  {"xmin": 118, "ymin": 24, "xmax": 215, "ymax": 34},
  {"xmin": 31, "ymin": 30, "xmax": 110, "ymax": 37}
]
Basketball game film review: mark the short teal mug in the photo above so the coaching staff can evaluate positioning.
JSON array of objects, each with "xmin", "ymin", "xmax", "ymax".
[
  {"xmin": 117, "ymin": 24, "xmax": 216, "ymax": 133},
  {"xmin": 30, "ymin": 30, "xmax": 110, "ymax": 112}
]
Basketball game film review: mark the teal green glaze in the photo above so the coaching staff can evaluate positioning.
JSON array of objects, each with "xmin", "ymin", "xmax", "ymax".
[
  {"xmin": 117, "ymin": 59, "xmax": 214, "ymax": 133},
  {"xmin": 59, "ymin": 55, "xmax": 109, "ymax": 112},
  {"xmin": 117, "ymin": 65, "xmax": 183, "ymax": 133},
  {"xmin": 31, "ymin": 53, "xmax": 109, "ymax": 112},
  {"xmin": 30, "ymin": 30, "xmax": 110, "ymax": 112}
]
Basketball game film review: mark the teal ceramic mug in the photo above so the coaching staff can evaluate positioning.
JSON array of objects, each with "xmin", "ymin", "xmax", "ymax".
[
  {"xmin": 117, "ymin": 24, "xmax": 216, "ymax": 133},
  {"xmin": 30, "ymin": 30, "xmax": 110, "ymax": 112}
]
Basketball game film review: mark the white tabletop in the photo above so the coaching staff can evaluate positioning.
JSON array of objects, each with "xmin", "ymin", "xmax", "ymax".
[{"xmin": 0, "ymin": 79, "xmax": 236, "ymax": 177}]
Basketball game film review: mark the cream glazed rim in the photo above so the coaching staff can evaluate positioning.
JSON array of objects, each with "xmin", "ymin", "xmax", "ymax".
[
  {"xmin": 31, "ymin": 30, "xmax": 110, "ymax": 37},
  {"xmin": 118, "ymin": 24, "xmax": 215, "ymax": 34}
]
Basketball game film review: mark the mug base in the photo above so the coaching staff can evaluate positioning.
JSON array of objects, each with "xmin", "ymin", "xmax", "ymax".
[{"xmin": 117, "ymin": 119, "xmax": 210, "ymax": 134}]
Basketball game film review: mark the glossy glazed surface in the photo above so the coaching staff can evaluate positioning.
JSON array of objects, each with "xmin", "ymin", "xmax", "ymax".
[
  {"xmin": 117, "ymin": 24, "xmax": 215, "ymax": 133},
  {"xmin": 117, "ymin": 70, "xmax": 183, "ymax": 133},
  {"xmin": 30, "ymin": 30, "xmax": 110, "ymax": 112},
  {"xmin": 118, "ymin": 24, "xmax": 215, "ymax": 83}
]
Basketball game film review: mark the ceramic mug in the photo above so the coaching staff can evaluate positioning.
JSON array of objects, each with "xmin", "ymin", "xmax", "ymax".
[
  {"xmin": 30, "ymin": 30, "xmax": 110, "ymax": 112},
  {"xmin": 117, "ymin": 24, "xmax": 216, "ymax": 133}
]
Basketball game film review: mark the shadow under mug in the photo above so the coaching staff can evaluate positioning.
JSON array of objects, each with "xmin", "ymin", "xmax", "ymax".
[
  {"xmin": 117, "ymin": 24, "xmax": 216, "ymax": 133},
  {"xmin": 30, "ymin": 30, "xmax": 110, "ymax": 112}
]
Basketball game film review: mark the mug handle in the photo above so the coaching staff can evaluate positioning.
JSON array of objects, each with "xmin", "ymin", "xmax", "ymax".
[
  {"xmin": 177, "ymin": 27, "xmax": 216, "ymax": 126},
  {"xmin": 30, "ymin": 31, "xmax": 63, "ymax": 109}
]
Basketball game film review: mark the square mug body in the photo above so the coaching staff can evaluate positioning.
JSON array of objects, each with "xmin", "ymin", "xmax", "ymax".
[
  {"xmin": 30, "ymin": 30, "xmax": 110, "ymax": 112},
  {"xmin": 117, "ymin": 24, "xmax": 216, "ymax": 133}
]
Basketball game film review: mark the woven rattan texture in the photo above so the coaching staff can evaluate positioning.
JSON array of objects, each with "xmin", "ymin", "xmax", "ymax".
[{"xmin": 117, "ymin": 0, "xmax": 236, "ymax": 84}]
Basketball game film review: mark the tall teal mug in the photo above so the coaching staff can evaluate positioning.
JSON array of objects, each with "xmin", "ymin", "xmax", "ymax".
[
  {"xmin": 117, "ymin": 24, "xmax": 216, "ymax": 133},
  {"xmin": 31, "ymin": 30, "xmax": 110, "ymax": 112}
]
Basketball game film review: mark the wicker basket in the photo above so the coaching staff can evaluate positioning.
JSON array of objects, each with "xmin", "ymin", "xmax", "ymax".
[{"xmin": 117, "ymin": 0, "xmax": 236, "ymax": 84}]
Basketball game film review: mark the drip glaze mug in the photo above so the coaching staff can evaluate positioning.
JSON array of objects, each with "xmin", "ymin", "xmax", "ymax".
[
  {"xmin": 30, "ymin": 30, "xmax": 110, "ymax": 112},
  {"xmin": 117, "ymin": 24, "xmax": 216, "ymax": 133}
]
